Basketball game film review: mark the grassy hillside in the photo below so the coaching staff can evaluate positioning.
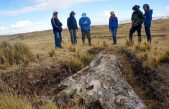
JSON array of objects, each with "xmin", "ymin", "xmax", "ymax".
[
  {"xmin": 0, "ymin": 19, "xmax": 168, "ymax": 70},
  {"xmin": 0, "ymin": 19, "xmax": 169, "ymax": 109}
]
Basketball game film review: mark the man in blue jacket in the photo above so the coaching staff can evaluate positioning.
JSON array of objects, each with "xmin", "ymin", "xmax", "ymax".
[
  {"xmin": 67, "ymin": 11, "xmax": 78, "ymax": 45},
  {"xmin": 79, "ymin": 13, "xmax": 92, "ymax": 46},
  {"xmin": 51, "ymin": 11, "xmax": 63, "ymax": 48},
  {"xmin": 143, "ymin": 4, "xmax": 153, "ymax": 43},
  {"xmin": 109, "ymin": 11, "xmax": 118, "ymax": 45}
]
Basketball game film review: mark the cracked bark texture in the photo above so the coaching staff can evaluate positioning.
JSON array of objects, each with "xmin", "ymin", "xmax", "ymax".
[{"xmin": 56, "ymin": 51, "xmax": 147, "ymax": 109}]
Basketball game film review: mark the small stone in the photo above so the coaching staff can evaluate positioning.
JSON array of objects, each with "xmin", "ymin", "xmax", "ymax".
[{"xmin": 115, "ymin": 95, "xmax": 127, "ymax": 106}]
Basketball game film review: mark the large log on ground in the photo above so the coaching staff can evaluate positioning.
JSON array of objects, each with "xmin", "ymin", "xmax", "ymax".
[{"xmin": 56, "ymin": 51, "xmax": 147, "ymax": 109}]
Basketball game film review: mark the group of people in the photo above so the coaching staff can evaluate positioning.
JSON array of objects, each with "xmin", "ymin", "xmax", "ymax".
[
  {"xmin": 51, "ymin": 11, "xmax": 91, "ymax": 48},
  {"xmin": 51, "ymin": 4, "xmax": 153, "ymax": 48}
]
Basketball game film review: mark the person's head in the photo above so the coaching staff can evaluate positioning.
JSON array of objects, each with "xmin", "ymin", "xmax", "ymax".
[
  {"xmin": 53, "ymin": 11, "xmax": 58, "ymax": 17},
  {"xmin": 70, "ymin": 11, "xmax": 76, "ymax": 16},
  {"xmin": 110, "ymin": 11, "xmax": 115, "ymax": 17},
  {"xmin": 82, "ymin": 13, "xmax": 87, "ymax": 18},
  {"xmin": 143, "ymin": 4, "xmax": 150, "ymax": 12},
  {"xmin": 132, "ymin": 5, "xmax": 140, "ymax": 11}
]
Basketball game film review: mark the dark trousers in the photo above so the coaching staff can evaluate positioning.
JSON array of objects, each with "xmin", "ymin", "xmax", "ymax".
[
  {"xmin": 110, "ymin": 29, "xmax": 118, "ymax": 44},
  {"xmin": 145, "ymin": 25, "xmax": 152, "ymax": 43},
  {"xmin": 81, "ymin": 30, "xmax": 91, "ymax": 45},
  {"xmin": 129, "ymin": 24, "xmax": 142, "ymax": 42},
  {"xmin": 70, "ymin": 29, "xmax": 77, "ymax": 45},
  {"xmin": 53, "ymin": 31, "xmax": 62, "ymax": 48}
]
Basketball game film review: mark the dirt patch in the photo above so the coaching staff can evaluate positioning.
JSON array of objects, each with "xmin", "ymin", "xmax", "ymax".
[
  {"xmin": 0, "ymin": 60, "xmax": 75, "ymax": 96},
  {"xmin": 0, "ymin": 47, "xmax": 102, "ymax": 97},
  {"xmin": 122, "ymin": 48, "xmax": 169, "ymax": 109}
]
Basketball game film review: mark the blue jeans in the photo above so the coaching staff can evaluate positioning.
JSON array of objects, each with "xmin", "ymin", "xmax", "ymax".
[
  {"xmin": 110, "ymin": 29, "xmax": 118, "ymax": 44},
  {"xmin": 70, "ymin": 29, "xmax": 77, "ymax": 45},
  {"xmin": 53, "ymin": 31, "xmax": 62, "ymax": 48},
  {"xmin": 145, "ymin": 25, "xmax": 151, "ymax": 43}
]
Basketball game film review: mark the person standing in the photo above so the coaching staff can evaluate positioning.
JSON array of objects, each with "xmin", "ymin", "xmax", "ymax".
[
  {"xmin": 143, "ymin": 4, "xmax": 153, "ymax": 43},
  {"xmin": 67, "ymin": 11, "xmax": 78, "ymax": 45},
  {"xmin": 79, "ymin": 13, "xmax": 92, "ymax": 46},
  {"xmin": 109, "ymin": 11, "xmax": 118, "ymax": 45},
  {"xmin": 51, "ymin": 11, "xmax": 63, "ymax": 48},
  {"xmin": 129, "ymin": 5, "xmax": 144, "ymax": 43}
]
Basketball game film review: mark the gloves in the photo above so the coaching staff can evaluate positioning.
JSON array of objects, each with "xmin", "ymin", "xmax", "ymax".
[{"xmin": 132, "ymin": 23, "xmax": 138, "ymax": 27}]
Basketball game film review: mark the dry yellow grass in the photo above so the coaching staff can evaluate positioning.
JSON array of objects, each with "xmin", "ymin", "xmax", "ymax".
[
  {"xmin": 0, "ymin": 19, "xmax": 169, "ymax": 108},
  {"xmin": 0, "ymin": 93, "xmax": 33, "ymax": 109},
  {"xmin": 80, "ymin": 53, "xmax": 94, "ymax": 66},
  {"xmin": 0, "ymin": 19, "xmax": 168, "ymax": 71},
  {"xmin": 40, "ymin": 100, "xmax": 58, "ymax": 109},
  {"xmin": 68, "ymin": 57, "xmax": 83, "ymax": 73},
  {"xmin": 0, "ymin": 41, "xmax": 34, "ymax": 65}
]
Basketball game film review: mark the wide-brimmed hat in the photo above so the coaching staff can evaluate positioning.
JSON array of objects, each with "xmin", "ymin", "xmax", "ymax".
[
  {"xmin": 132, "ymin": 5, "xmax": 140, "ymax": 10},
  {"xmin": 110, "ymin": 11, "xmax": 115, "ymax": 15},
  {"xmin": 70, "ymin": 11, "xmax": 76, "ymax": 15},
  {"xmin": 53, "ymin": 11, "xmax": 58, "ymax": 16}
]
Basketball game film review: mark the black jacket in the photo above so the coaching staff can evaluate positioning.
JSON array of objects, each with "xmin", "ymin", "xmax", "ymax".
[
  {"xmin": 51, "ymin": 18, "xmax": 62, "ymax": 32},
  {"xmin": 67, "ymin": 16, "xmax": 78, "ymax": 30},
  {"xmin": 131, "ymin": 10, "xmax": 144, "ymax": 25}
]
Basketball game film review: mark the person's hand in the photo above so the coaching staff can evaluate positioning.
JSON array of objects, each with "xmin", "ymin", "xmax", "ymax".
[
  {"xmin": 83, "ymin": 21, "xmax": 87, "ymax": 25},
  {"xmin": 132, "ymin": 23, "xmax": 138, "ymax": 27}
]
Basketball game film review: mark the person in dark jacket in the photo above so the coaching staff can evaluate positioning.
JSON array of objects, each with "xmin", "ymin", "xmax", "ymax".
[
  {"xmin": 79, "ymin": 13, "xmax": 92, "ymax": 46},
  {"xmin": 51, "ymin": 11, "xmax": 63, "ymax": 48},
  {"xmin": 109, "ymin": 11, "xmax": 118, "ymax": 45},
  {"xmin": 129, "ymin": 5, "xmax": 144, "ymax": 43},
  {"xmin": 143, "ymin": 4, "xmax": 153, "ymax": 43},
  {"xmin": 67, "ymin": 11, "xmax": 78, "ymax": 45}
]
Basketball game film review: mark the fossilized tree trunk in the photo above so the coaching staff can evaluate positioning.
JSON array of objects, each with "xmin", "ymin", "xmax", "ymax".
[{"xmin": 56, "ymin": 51, "xmax": 147, "ymax": 109}]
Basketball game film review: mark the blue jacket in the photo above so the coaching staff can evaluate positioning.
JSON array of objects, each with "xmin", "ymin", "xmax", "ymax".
[
  {"xmin": 109, "ymin": 17, "xmax": 118, "ymax": 29},
  {"xmin": 51, "ymin": 18, "xmax": 62, "ymax": 32},
  {"xmin": 67, "ymin": 16, "xmax": 78, "ymax": 30},
  {"xmin": 144, "ymin": 10, "xmax": 153, "ymax": 26},
  {"xmin": 79, "ymin": 17, "xmax": 91, "ymax": 31}
]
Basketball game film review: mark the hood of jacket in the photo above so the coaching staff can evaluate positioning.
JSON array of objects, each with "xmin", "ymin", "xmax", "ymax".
[{"xmin": 144, "ymin": 9, "xmax": 153, "ymax": 26}]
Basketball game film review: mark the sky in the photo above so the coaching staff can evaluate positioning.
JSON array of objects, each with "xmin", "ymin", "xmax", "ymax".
[{"xmin": 0, "ymin": 0, "xmax": 169, "ymax": 35}]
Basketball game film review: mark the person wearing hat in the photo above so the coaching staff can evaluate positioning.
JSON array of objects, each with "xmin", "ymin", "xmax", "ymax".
[
  {"xmin": 109, "ymin": 11, "xmax": 118, "ymax": 45},
  {"xmin": 67, "ymin": 11, "xmax": 78, "ymax": 45},
  {"xmin": 51, "ymin": 11, "xmax": 63, "ymax": 48},
  {"xmin": 79, "ymin": 13, "xmax": 92, "ymax": 46},
  {"xmin": 129, "ymin": 5, "xmax": 144, "ymax": 43},
  {"xmin": 143, "ymin": 4, "xmax": 153, "ymax": 43}
]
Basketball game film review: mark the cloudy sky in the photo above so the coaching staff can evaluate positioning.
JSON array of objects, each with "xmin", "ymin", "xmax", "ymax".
[{"xmin": 0, "ymin": 0, "xmax": 169, "ymax": 35}]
